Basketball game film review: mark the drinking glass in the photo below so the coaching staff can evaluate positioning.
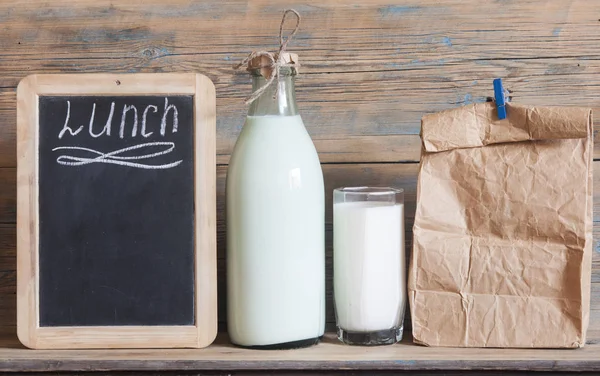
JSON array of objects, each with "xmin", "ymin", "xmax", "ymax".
[{"xmin": 333, "ymin": 187, "xmax": 406, "ymax": 346}]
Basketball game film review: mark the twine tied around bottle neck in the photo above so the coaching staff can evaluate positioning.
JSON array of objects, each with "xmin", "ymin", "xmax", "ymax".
[{"xmin": 235, "ymin": 9, "xmax": 301, "ymax": 105}]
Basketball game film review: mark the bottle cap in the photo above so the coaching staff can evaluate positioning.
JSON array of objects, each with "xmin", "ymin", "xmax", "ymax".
[
  {"xmin": 236, "ymin": 9, "xmax": 302, "ymax": 104},
  {"xmin": 247, "ymin": 52, "xmax": 299, "ymax": 79}
]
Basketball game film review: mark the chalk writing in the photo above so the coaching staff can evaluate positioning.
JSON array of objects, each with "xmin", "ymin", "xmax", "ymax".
[
  {"xmin": 58, "ymin": 101, "xmax": 83, "ymax": 139},
  {"xmin": 161, "ymin": 98, "xmax": 178, "ymax": 136},
  {"xmin": 58, "ymin": 98, "xmax": 179, "ymax": 140},
  {"xmin": 55, "ymin": 98, "xmax": 183, "ymax": 169},
  {"xmin": 52, "ymin": 142, "xmax": 183, "ymax": 169},
  {"xmin": 89, "ymin": 102, "xmax": 114, "ymax": 138},
  {"xmin": 142, "ymin": 105, "xmax": 158, "ymax": 138},
  {"xmin": 120, "ymin": 104, "xmax": 138, "ymax": 139}
]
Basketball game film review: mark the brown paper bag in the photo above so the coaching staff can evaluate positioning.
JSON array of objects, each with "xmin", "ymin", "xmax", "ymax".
[{"xmin": 408, "ymin": 102, "xmax": 593, "ymax": 348}]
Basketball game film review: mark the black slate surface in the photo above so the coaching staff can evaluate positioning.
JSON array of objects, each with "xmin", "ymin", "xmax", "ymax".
[{"xmin": 38, "ymin": 95, "xmax": 195, "ymax": 327}]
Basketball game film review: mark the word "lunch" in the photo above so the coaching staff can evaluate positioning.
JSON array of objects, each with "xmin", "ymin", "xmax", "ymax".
[
  {"xmin": 52, "ymin": 97, "xmax": 183, "ymax": 170},
  {"xmin": 57, "ymin": 97, "xmax": 179, "ymax": 139}
]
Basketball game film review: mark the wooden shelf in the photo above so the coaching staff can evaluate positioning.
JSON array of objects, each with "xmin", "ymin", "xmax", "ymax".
[{"xmin": 2, "ymin": 332, "xmax": 600, "ymax": 372}]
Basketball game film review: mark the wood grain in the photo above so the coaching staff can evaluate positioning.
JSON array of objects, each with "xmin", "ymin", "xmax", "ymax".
[
  {"xmin": 4, "ymin": 332, "xmax": 600, "ymax": 372},
  {"xmin": 0, "ymin": 168, "xmax": 16, "ymax": 223},
  {"xmin": 15, "ymin": 75, "xmax": 38, "ymax": 349},
  {"xmin": 194, "ymin": 73, "xmax": 218, "ymax": 348},
  {"xmin": 1, "ymin": 1, "xmax": 600, "ymax": 166}
]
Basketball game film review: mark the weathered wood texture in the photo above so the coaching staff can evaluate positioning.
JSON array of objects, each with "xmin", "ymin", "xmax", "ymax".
[
  {"xmin": 1, "ymin": 0, "xmax": 600, "ymax": 371},
  {"xmin": 1, "ymin": 1, "xmax": 600, "ymax": 166},
  {"xmin": 5, "ymin": 332, "xmax": 600, "ymax": 373}
]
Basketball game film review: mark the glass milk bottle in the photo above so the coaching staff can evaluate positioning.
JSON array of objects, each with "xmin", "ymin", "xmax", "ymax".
[{"xmin": 226, "ymin": 53, "xmax": 325, "ymax": 349}]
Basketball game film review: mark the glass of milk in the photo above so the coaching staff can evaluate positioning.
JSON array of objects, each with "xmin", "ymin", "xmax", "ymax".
[{"xmin": 333, "ymin": 187, "xmax": 405, "ymax": 346}]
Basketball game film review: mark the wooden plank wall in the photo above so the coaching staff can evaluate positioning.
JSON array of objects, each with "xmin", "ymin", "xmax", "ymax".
[{"xmin": 1, "ymin": 0, "xmax": 600, "ymax": 340}]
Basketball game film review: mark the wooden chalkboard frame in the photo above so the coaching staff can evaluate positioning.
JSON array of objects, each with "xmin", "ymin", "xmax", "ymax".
[{"xmin": 16, "ymin": 73, "xmax": 217, "ymax": 349}]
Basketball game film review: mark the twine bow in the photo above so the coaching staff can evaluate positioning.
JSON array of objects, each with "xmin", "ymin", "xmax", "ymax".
[{"xmin": 235, "ymin": 9, "xmax": 301, "ymax": 104}]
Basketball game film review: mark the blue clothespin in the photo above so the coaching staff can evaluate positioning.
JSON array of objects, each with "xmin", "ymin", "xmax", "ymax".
[{"xmin": 493, "ymin": 78, "xmax": 507, "ymax": 120}]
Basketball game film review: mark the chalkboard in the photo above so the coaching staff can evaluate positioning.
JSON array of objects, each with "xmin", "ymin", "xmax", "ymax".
[
  {"xmin": 17, "ymin": 74, "xmax": 217, "ymax": 349},
  {"xmin": 38, "ymin": 95, "xmax": 195, "ymax": 327}
]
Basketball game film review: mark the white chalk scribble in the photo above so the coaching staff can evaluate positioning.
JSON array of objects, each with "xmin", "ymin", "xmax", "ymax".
[{"xmin": 52, "ymin": 142, "xmax": 183, "ymax": 170}]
